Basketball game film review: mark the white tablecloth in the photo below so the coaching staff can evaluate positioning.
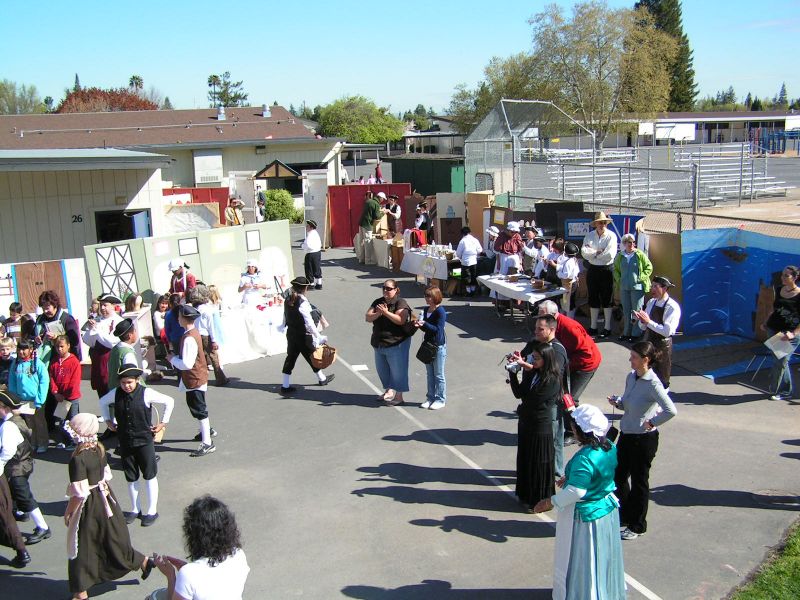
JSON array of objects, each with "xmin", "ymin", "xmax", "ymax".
[
  {"xmin": 217, "ymin": 304, "xmax": 287, "ymax": 363},
  {"xmin": 371, "ymin": 238, "xmax": 392, "ymax": 269},
  {"xmin": 477, "ymin": 275, "xmax": 566, "ymax": 303},
  {"xmin": 400, "ymin": 251, "xmax": 452, "ymax": 280}
]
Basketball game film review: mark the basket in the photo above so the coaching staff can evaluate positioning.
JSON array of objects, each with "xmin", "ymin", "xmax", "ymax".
[{"xmin": 311, "ymin": 344, "xmax": 337, "ymax": 370}]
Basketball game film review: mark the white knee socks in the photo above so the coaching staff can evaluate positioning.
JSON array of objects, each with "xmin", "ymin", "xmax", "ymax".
[
  {"xmin": 317, "ymin": 371, "xmax": 327, "ymax": 383},
  {"xmin": 144, "ymin": 478, "xmax": 159, "ymax": 515},
  {"xmin": 128, "ymin": 481, "xmax": 140, "ymax": 513},
  {"xmin": 603, "ymin": 307, "xmax": 613, "ymax": 331},
  {"xmin": 199, "ymin": 418, "xmax": 211, "ymax": 445},
  {"xmin": 590, "ymin": 308, "xmax": 600, "ymax": 329},
  {"xmin": 282, "ymin": 373, "xmax": 291, "ymax": 388},
  {"xmin": 29, "ymin": 507, "xmax": 48, "ymax": 530}
]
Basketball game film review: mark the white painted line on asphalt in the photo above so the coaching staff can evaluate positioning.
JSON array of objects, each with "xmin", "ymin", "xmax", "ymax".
[
  {"xmin": 351, "ymin": 364, "xmax": 369, "ymax": 371},
  {"xmin": 337, "ymin": 352, "xmax": 664, "ymax": 600}
]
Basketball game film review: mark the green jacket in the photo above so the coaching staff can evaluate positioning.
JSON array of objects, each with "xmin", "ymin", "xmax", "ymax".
[
  {"xmin": 359, "ymin": 198, "xmax": 382, "ymax": 229},
  {"xmin": 613, "ymin": 249, "xmax": 653, "ymax": 293}
]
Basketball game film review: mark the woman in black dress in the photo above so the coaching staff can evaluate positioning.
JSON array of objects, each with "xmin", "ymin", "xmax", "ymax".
[
  {"xmin": 507, "ymin": 341, "xmax": 561, "ymax": 510},
  {"xmin": 761, "ymin": 265, "xmax": 800, "ymax": 400},
  {"xmin": 63, "ymin": 413, "xmax": 153, "ymax": 600}
]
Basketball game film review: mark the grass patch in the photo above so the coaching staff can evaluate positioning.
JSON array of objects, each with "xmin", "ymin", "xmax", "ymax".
[{"xmin": 730, "ymin": 519, "xmax": 800, "ymax": 599}]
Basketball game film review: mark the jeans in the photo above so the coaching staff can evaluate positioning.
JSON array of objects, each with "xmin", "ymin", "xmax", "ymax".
[
  {"xmin": 552, "ymin": 404, "xmax": 565, "ymax": 478},
  {"xmin": 374, "ymin": 338, "xmax": 412, "ymax": 392},
  {"xmin": 768, "ymin": 329, "xmax": 800, "ymax": 396},
  {"xmin": 619, "ymin": 288, "xmax": 645, "ymax": 336},
  {"xmin": 425, "ymin": 344, "xmax": 447, "ymax": 404}
]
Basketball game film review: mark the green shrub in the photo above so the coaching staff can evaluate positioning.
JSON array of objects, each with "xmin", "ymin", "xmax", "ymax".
[
  {"xmin": 290, "ymin": 208, "xmax": 304, "ymax": 224},
  {"xmin": 263, "ymin": 189, "xmax": 295, "ymax": 222}
]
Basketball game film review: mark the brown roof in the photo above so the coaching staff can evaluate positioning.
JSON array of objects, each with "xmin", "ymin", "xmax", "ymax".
[{"xmin": 0, "ymin": 105, "xmax": 316, "ymax": 150}]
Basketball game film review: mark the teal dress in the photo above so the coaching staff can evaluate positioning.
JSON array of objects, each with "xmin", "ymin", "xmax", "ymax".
[{"xmin": 552, "ymin": 444, "xmax": 626, "ymax": 600}]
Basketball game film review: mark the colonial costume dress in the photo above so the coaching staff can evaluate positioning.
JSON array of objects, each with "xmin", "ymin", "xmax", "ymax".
[{"xmin": 65, "ymin": 417, "xmax": 146, "ymax": 594}]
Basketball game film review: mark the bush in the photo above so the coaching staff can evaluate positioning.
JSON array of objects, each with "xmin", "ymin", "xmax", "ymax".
[
  {"xmin": 262, "ymin": 189, "xmax": 295, "ymax": 222},
  {"xmin": 290, "ymin": 208, "xmax": 304, "ymax": 224}
]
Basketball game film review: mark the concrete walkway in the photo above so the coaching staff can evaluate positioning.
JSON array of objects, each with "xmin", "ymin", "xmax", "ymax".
[{"xmin": 2, "ymin": 240, "xmax": 798, "ymax": 599}]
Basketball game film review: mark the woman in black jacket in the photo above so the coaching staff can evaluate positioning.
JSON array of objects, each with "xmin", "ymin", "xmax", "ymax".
[{"xmin": 508, "ymin": 341, "xmax": 561, "ymax": 511}]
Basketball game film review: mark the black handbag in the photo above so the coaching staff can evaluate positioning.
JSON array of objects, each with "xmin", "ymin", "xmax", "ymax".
[{"xmin": 416, "ymin": 340, "xmax": 438, "ymax": 364}]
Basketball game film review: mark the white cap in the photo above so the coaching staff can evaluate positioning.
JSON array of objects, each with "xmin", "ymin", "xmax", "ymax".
[
  {"xmin": 376, "ymin": 191, "xmax": 387, "ymax": 200},
  {"xmin": 572, "ymin": 404, "xmax": 610, "ymax": 438},
  {"xmin": 246, "ymin": 258, "xmax": 258, "ymax": 268},
  {"xmin": 168, "ymin": 258, "xmax": 183, "ymax": 272},
  {"xmin": 485, "ymin": 225, "xmax": 500, "ymax": 237},
  {"xmin": 506, "ymin": 222, "xmax": 520, "ymax": 233}
]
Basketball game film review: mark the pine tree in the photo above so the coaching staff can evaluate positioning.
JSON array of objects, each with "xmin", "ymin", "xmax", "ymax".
[
  {"xmin": 751, "ymin": 97, "xmax": 763, "ymax": 111},
  {"xmin": 777, "ymin": 83, "xmax": 788, "ymax": 109},
  {"xmin": 161, "ymin": 96, "xmax": 173, "ymax": 110},
  {"xmin": 73, "ymin": 74, "xmax": 81, "ymax": 92},
  {"xmin": 744, "ymin": 92, "xmax": 752, "ymax": 109},
  {"xmin": 635, "ymin": 0, "xmax": 697, "ymax": 111}
]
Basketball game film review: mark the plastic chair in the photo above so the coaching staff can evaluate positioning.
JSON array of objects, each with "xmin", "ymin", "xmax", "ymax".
[{"xmin": 746, "ymin": 345, "xmax": 800, "ymax": 381}]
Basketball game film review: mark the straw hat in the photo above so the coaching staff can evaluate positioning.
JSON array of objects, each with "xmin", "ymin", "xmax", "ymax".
[{"xmin": 591, "ymin": 211, "xmax": 613, "ymax": 225}]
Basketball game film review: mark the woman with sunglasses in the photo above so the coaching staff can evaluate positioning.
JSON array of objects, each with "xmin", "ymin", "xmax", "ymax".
[
  {"xmin": 613, "ymin": 233, "xmax": 653, "ymax": 343},
  {"xmin": 366, "ymin": 280, "xmax": 412, "ymax": 406}
]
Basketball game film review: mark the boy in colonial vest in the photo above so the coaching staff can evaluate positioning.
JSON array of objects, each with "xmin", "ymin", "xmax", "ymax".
[
  {"xmin": 0, "ymin": 389, "xmax": 50, "ymax": 546},
  {"xmin": 100, "ymin": 366, "xmax": 173, "ymax": 526},
  {"xmin": 168, "ymin": 305, "xmax": 217, "ymax": 457},
  {"xmin": 108, "ymin": 318, "xmax": 142, "ymax": 391}
]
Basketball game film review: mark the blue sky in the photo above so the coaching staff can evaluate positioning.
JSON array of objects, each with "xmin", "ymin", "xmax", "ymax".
[{"xmin": 2, "ymin": 0, "xmax": 798, "ymax": 113}]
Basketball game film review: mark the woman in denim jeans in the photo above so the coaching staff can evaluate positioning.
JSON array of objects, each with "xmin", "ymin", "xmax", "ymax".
[
  {"xmin": 366, "ymin": 280, "xmax": 412, "ymax": 406},
  {"xmin": 760, "ymin": 265, "xmax": 800, "ymax": 400},
  {"xmin": 414, "ymin": 286, "xmax": 447, "ymax": 410}
]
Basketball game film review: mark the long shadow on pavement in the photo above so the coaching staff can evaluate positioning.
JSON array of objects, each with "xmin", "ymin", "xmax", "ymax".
[
  {"xmin": 0, "ymin": 571, "xmax": 140, "ymax": 598},
  {"xmin": 383, "ymin": 428, "xmax": 515, "ymax": 447},
  {"xmin": 342, "ymin": 580, "xmax": 550, "ymax": 599},
  {"xmin": 352, "ymin": 486, "xmax": 519, "ymax": 513},
  {"xmin": 651, "ymin": 483, "xmax": 800, "ymax": 510},
  {"xmin": 282, "ymin": 390, "xmax": 385, "ymax": 408},
  {"xmin": 410, "ymin": 514, "xmax": 553, "ymax": 543},
  {"xmin": 667, "ymin": 390, "xmax": 765, "ymax": 406},
  {"xmin": 356, "ymin": 463, "xmax": 514, "ymax": 487}
]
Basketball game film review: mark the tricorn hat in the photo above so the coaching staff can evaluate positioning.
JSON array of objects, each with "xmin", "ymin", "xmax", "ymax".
[
  {"xmin": 290, "ymin": 276, "xmax": 312, "ymax": 288},
  {"xmin": 178, "ymin": 304, "xmax": 201, "ymax": 320},
  {"xmin": 652, "ymin": 275, "xmax": 675, "ymax": 288},
  {"xmin": 113, "ymin": 318, "xmax": 135, "ymax": 338},
  {"xmin": 117, "ymin": 365, "xmax": 143, "ymax": 380},
  {"xmin": 98, "ymin": 293, "xmax": 122, "ymax": 304}
]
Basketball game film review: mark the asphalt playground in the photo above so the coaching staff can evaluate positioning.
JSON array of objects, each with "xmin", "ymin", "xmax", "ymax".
[{"xmin": 2, "ymin": 230, "xmax": 798, "ymax": 599}]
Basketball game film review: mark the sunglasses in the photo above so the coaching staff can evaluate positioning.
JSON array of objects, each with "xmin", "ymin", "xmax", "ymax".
[{"xmin": 382, "ymin": 286, "xmax": 396, "ymax": 292}]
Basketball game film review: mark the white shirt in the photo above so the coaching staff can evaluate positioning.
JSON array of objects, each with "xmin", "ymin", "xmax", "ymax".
[
  {"xmin": 456, "ymin": 234, "xmax": 483, "ymax": 267},
  {"xmin": 302, "ymin": 229, "xmax": 322, "ymax": 253},
  {"xmin": 99, "ymin": 386, "xmax": 175, "ymax": 426},
  {"xmin": 523, "ymin": 242, "xmax": 548, "ymax": 277},
  {"xmin": 238, "ymin": 273, "xmax": 264, "ymax": 306},
  {"xmin": 174, "ymin": 549, "xmax": 250, "ymax": 600},
  {"xmin": 153, "ymin": 311, "xmax": 166, "ymax": 336},
  {"xmin": 298, "ymin": 297, "xmax": 325, "ymax": 347},
  {"xmin": 499, "ymin": 253, "xmax": 521, "ymax": 275},
  {"xmin": 638, "ymin": 295, "xmax": 682, "ymax": 337},
  {"xmin": 169, "ymin": 326, "xmax": 207, "ymax": 392},
  {"xmin": 82, "ymin": 313, "xmax": 122, "ymax": 349},
  {"xmin": 195, "ymin": 303, "xmax": 215, "ymax": 337},
  {"xmin": 556, "ymin": 255, "xmax": 580, "ymax": 283},
  {"xmin": 581, "ymin": 229, "xmax": 618, "ymax": 267},
  {"xmin": 0, "ymin": 414, "xmax": 23, "ymax": 471}
]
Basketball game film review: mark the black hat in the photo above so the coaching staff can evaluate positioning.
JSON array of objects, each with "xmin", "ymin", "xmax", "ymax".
[
  {"xmin": 564, "ymin": 242, "xmax": 579, "ymax": 257},
  {"xmin": 178, "ymin": 304, "xmax": 201, "ymax": 320},
  {"xmin": 534, "ymin": 236, "xmax": 547, "ymax": 242},
  {"xmin": 117, "ymin": 365, "xmax": 143, "ymax": 380},
  {"xmin": 652, "ymin": 275, "xmax": 675, "ymax": 288},
  {"xmin": 290, "ymin": 276, "xmax": 312, "ymax": 288},
  {"xmin": 0, "ymin": 389, "xmax": 23, "ymax": 410},
  {"xmin": 113, "ymin": 318, "xmax": 135, "ymax": 338},
  {"xmin": 306, "ymin": 220, "xmax": 318, "ymax": 229},
  {"xmin": 98, "ymin": 293, "xmax": 122, "ymax": 304}
]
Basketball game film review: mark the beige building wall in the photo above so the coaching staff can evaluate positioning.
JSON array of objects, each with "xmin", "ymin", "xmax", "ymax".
[
  {"xmin": 160, "ymin": 149, "xmax": 194, "ymax": 187},
  {"xmin": 0, "ymin": 168, "xmax": 165, "ymax": 263}
]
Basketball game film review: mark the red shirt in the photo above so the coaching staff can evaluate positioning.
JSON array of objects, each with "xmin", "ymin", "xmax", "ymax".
[
  {"xmin": 49, "ymin": 353, "xmax": 82, "ymax": 400},
  {"xmin": 555, "ymin": 314, "xmax": 602, "ymax": 372},
  {"xmin": 170, "ymin": 271, "xmax": 197, "ymax": 297}
]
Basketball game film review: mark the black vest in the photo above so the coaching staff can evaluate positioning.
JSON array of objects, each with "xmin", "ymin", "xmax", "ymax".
[
  {"xmin": 284, "ymin": 297, "xmax": 309, "ymax": 344},
  {"xmin": 2, "ymin": 415, "xmax": 33, "ymax": 478},
  {"xmin": 114, "ymin": 385, "xmax": 152, "ymax": 449}
]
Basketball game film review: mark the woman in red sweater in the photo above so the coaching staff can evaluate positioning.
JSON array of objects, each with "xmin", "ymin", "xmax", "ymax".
[{"xmin": 49, "ymin": 335, "xmax": 82, "ymax": 449}]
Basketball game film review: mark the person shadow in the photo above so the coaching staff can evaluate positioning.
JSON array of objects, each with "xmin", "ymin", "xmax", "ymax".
[
  {"xmin": 341, "ymin": 579, "xmax": 551, "ymax": 599},
  {"xmin": 650, "ymin": 484, "xmax": 800, "ymax": 510}
]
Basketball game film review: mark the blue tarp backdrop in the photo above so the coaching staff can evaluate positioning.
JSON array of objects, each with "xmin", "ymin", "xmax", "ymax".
[{"xmin": 682, "ymin": 228, "xmax": 800, "ymax": 337}]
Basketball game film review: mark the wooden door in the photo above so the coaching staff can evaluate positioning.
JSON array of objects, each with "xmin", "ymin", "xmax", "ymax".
[
  {"xmin": 439, "ymin": 217, "xmax": 463, "ymax": 249},
  {"xmin": 14, "ymin": 261, "xmax": 67, "ymax": 313}
]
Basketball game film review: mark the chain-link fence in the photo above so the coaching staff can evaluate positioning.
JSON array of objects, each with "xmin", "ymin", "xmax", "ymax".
[{"xmin": 509, "ymin": 195, "xmax": 800, "ymax": 239}]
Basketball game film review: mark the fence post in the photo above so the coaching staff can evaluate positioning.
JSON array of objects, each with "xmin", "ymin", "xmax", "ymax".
[
  {"xmin": 750, "ymin": 154, "xmax": 755, "ymax": 202},
  {"xmin": 738, "ymin": 142, "xmax": 744, "ymax": 206},
  {"xmin": 647, "ymin": 152, "xmax": 651, "ymax": 203},
  {"xmin": 618, "ymin": 168, "xmax": 623, "ymax": 210},
  {"xmin": 691, "ymin": 163, "xmax": 699, "ymax": 229},
  {"xmin": 561, "ymin": 164, "xmax": 565, "ymax": 200},
  {"xmin": 677, "ymin": 211, "xmax": 682, "ymax": 234}
]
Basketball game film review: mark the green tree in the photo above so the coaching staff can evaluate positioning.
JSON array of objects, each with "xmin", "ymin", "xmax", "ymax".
[
  {"xmin": 0, "ymin": 79, "xmax": 46, "ymax": 114},
  {"xmin": 744, "ymin": 92, "xmax": 752, "ymax": 109},
  {"xmin": 207, "ymin": 74, "xmax": 221, "ymax": 107},
  {"xmin": 529, "ymin": 2, "xmax": 676, "ymax": 146},
  {"xmin": 262, "ymin": 189, "xmax": 296, "ymax": 222},
  {"xmin": 317, "ymin": 96, "xmax": 404, "ymax": 143},
  {"xmin": 207, "ymin": 72, "xmax": 248, "ymax": 107},
  {"xmin": 289, "ymin": 103, "xmax": 296, "ymax": 115},
  {"xmin": 635, "ymin": 0, "xmax": 697, "ymax": 111},
  {"xmin": 73, "ymin": 73, "xmax": 81, "ymax": 92},
  {"xmin": 751, "ymin": 97, "xmax": 763, "ymax": 111},
  {"xmin": 776, "ymin": 83, "xmax": 788, "ymax": 109},
  {"xmin": 161, "ymin": 96, "xmax": 174, "ymax": 110},
  {"xmin": 43, "ymin": 96, "xmax": 54, "ymax": 112},
  {"xmin": 128, "ymin": 74, "xmax": 143, "ymax": 91}
]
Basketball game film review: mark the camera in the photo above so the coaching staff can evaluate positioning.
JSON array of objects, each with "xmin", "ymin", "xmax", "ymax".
[{"xmin": 504, "ymin": 353, "xmax": 522, "ymax": 374}]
